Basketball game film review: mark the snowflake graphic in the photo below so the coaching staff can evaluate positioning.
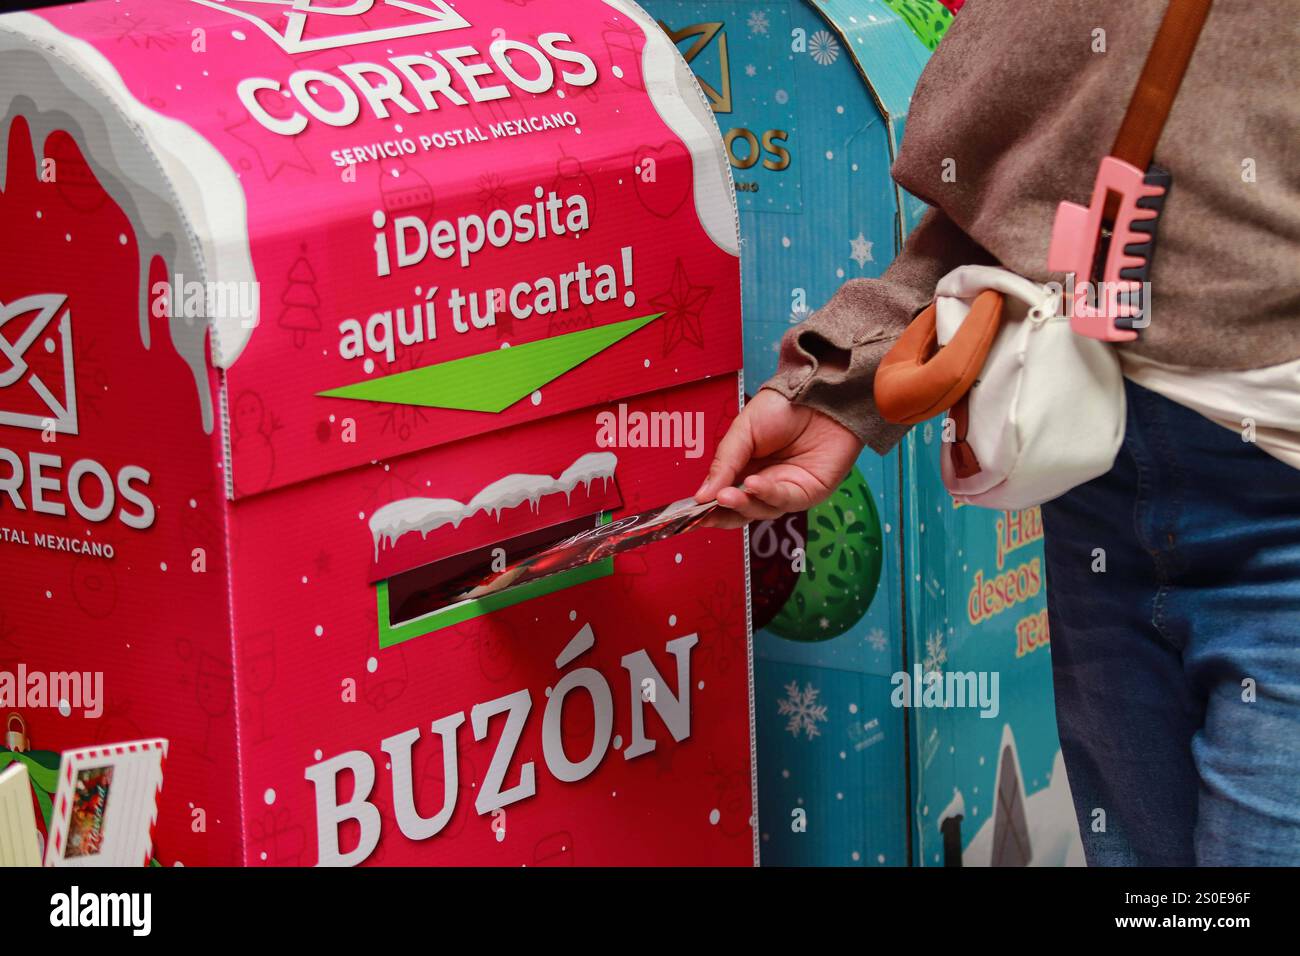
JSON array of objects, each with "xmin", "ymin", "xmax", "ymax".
[
  {"xmin": 778, "ymin": 681, "xmax": 829, "ymax": 740},
  {"xmin": 747, "ymin": 10, "xmax": 770, "ymax": 35},
  {"xmin": 809, "ymin": 30, "xmax": 840, "ymax": 66},
  {"xmin": 361, "ymin": 461, "xmax": 425, "ymax": 511},
  {"xmin": 867, "ymin": 628, "xmax": 888, "ymax": 653},
  {"xmin": 744, "ymin": 63, "xmax": 758, "ymax": 78},
  {"xmin": 923, "ymin": 632, "xmax": 948, "ymax": 675},
  {"xmin": 475, "ymin": 172, "xmax": 507, "ymax": 212},
  {"xmin": 850, "ymin": 232, "xmax": 874, "ymax": 268},
  {"xmin": 377, "ymin": 351, "xmax": 432, "ymax": 442},
  {"xmin": 94, "ymin": 14, "xmax": 179, "ymax": 51},
  {"xmin": 694, "ymin": 578, "xmax": 746, "ymax": 677}
]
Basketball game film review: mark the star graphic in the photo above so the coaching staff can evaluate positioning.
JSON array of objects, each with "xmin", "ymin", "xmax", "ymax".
[
  {"xmin": 223, "ymin": 109, "xmax": 316, "ymax": 181},
  {"xmin": 650, "ymin": 260, "xmax": 711, "ymax": 355},
  {"xmin": 850, "ymin": 232, "xmax": 874, "ymax": 268}
]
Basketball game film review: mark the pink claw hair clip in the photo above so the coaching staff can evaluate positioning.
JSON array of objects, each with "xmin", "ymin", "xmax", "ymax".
[{"xmin": 1047, "ymin": 156, "xmax": 1171, "ymax": 343}]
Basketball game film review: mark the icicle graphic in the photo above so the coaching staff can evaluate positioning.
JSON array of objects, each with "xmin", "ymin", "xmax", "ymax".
[{"xmin": 368, "ymin": 452, "xmax": 619, "ymax": 553}]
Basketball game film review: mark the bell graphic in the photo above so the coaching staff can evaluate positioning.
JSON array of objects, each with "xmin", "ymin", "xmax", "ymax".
[{"xmin": 5, "ymin": 712, "xmax": 29, "ymax": 752}]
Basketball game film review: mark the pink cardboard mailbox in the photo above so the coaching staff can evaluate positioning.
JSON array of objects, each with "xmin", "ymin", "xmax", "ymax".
[{"xmin": 0, "ymin": 0, "xmax": 754, "ymax": 866}]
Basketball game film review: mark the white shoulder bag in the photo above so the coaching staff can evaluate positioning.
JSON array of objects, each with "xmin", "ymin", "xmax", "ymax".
[{"xmin": 872, "ymin": 0, "xmax": 1211, "ymax": 510}]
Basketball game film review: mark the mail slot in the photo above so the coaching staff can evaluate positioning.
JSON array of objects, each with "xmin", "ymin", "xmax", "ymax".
[
  {"xmin": 0, "ymin": 0, "xmax": 753, "ymax": 866},
  {"xmin": 372, "ymin": 450, "xmax": 624, "ymax": 636}
]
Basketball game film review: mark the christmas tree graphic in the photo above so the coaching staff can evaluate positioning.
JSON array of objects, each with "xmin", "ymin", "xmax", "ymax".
[{"xmin": 279, "ymin": 244, "xmax": 320, "ymax": 348}]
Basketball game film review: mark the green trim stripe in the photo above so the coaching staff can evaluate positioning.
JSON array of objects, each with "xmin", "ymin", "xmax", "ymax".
[
  {"xmin": 375, "ymin": 513, "xmax": 617, "ymax": 648},
  {"xmin": 377, "ymin": 558, "xmax": 613, "ymax": 648},
  {"xmin": 321, "ymin": 311, "xmax": 663, "ymax": 413}
]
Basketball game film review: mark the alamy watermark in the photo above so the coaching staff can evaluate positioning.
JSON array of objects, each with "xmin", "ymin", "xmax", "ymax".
[
  {"xmin": 891, "ymin": 665, "xmax": 1000, "ymax": 719},
  {"xmin": 150, "ymin": 274, "xmax": 259, "ymax": 329},
  {"xmin": 1, "ymin": 664, "xmax": 103, "ymax": 719},
  {"xmin": 595, "ymin": 403, "xmax": 705, "ymax": 460},
  {"xmin": 1050, "ymin": 278, "xmax": 1155, "ymax": 329}
]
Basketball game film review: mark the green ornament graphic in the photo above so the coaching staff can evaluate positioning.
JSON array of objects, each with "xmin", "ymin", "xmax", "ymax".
[
  {"xmin": 882, "ymin": 0, "xmax": 955, "ymax": 51},
  {"xmin": 767, "ymin": 465, "xmax": 884, "ymax": 642}
]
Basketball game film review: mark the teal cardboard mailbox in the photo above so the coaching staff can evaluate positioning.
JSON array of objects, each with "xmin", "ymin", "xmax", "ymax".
[
  {"xmin": 646, "ymin": 0, "xmax": 1082, "ymax": 865},
  {"xmin": 902, "ymin": 442, "xmax": 1085, "ymax": 866},
  {"xmin": 644, "ymin": 0, "xmax": 938, "ymax": 866}
]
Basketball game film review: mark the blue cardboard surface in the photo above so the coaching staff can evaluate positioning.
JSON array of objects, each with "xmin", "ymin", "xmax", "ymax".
[
  {"xmin": 646, "ymin": 0, "xmax": 923, "ymax": 864},
  {"xmin": 646, "ymin": 0, "xmax": 1081, "ymax": 866},
  {"xmin": 902, "ymin": 429, "xmax": 1084, "ymax": 866}
]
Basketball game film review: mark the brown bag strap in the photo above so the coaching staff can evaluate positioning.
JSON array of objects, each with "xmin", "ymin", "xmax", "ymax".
[{"xmin": 1111, "ymin": 0, "xmax": 1213, "ymax": 171}]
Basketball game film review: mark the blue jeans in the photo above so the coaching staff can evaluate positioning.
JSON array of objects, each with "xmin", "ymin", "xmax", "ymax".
[{"xmin": 1041, "ymin": 378, "xmax": 1300, "ymax": 866}]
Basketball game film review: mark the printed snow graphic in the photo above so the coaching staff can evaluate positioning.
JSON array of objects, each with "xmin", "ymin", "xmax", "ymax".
[
  {"xmin": 778, "ymin": 681, "xmax": 829, "ymax": 740},
  {"xmin": 948, "ymin": 726, "xmax": 1086, "ymax": 867},
  {"xmin": 808, "ymin": 30, "xmax": 840, "ymax": 66},
  {"xmin": 747, "ymin": 10, "xmax": 770, "ymax": 35},
  {"xmin": 186, "ymin": 0, "xmax": 471, "ymax": 55},
  {"xmin": 940, "ymin": 786, "xmax": 966, "ymax": 822},
  {"xmin": 368, "ymin": 451, "xmax": 618, "ymax": 557},
  {"xmin": 867, "ymin": 628, "xmax": 888, "ymax": 653}
]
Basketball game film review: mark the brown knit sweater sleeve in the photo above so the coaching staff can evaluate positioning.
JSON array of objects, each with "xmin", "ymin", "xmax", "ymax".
[{"xmin": 761, "ymin": 206, "xmax": 994, "ymax": 454}]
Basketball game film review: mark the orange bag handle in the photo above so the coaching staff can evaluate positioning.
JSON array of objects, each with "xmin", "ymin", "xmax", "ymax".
[{"xmin": 873, "ymin": 289, "xmax": 1004, "ymax": 426}]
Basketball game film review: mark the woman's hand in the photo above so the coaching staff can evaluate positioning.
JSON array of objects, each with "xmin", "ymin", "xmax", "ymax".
[{"xmin": 696, "ymin": 389, "xmax": 864, "ymax": 528}]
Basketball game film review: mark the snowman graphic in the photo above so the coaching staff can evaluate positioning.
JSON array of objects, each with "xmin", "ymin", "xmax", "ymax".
[{"xmin": 230, "ymin": 390, "xmax": 279, "ymax": 495}]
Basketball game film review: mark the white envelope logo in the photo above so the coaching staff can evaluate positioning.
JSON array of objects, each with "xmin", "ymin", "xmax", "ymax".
[
  {"xmin": 0, "ymin": 294, "xmax": 77, "ymax": 435},
  {"xmin": 187, "ymin": 0, "xmax": 471, "ymax": 55}
]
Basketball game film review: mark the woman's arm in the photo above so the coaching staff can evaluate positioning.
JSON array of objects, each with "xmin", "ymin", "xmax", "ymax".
[
  {"xmin": 761, "ymin": 205, "xmax": 994, "ymax": 454},
  {"xmin": 697, "ymin": 209, "xmax": 993, "ymax": 525}
]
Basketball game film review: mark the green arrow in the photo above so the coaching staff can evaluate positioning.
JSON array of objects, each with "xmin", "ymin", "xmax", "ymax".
[{"xmin": 319, "ymin": 311, "xmax": 663, "ymax": 413}]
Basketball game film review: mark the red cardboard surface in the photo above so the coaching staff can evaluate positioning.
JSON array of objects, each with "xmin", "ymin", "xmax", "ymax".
[{"xmin": 0, "ymin": 0, "xmax": 753, "ymax": 865}]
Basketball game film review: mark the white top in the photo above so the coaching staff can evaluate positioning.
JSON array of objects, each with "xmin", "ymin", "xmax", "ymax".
[{"xmin": 1120, "ymin": 352, "xmax": 1300, "ymax": 471}]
